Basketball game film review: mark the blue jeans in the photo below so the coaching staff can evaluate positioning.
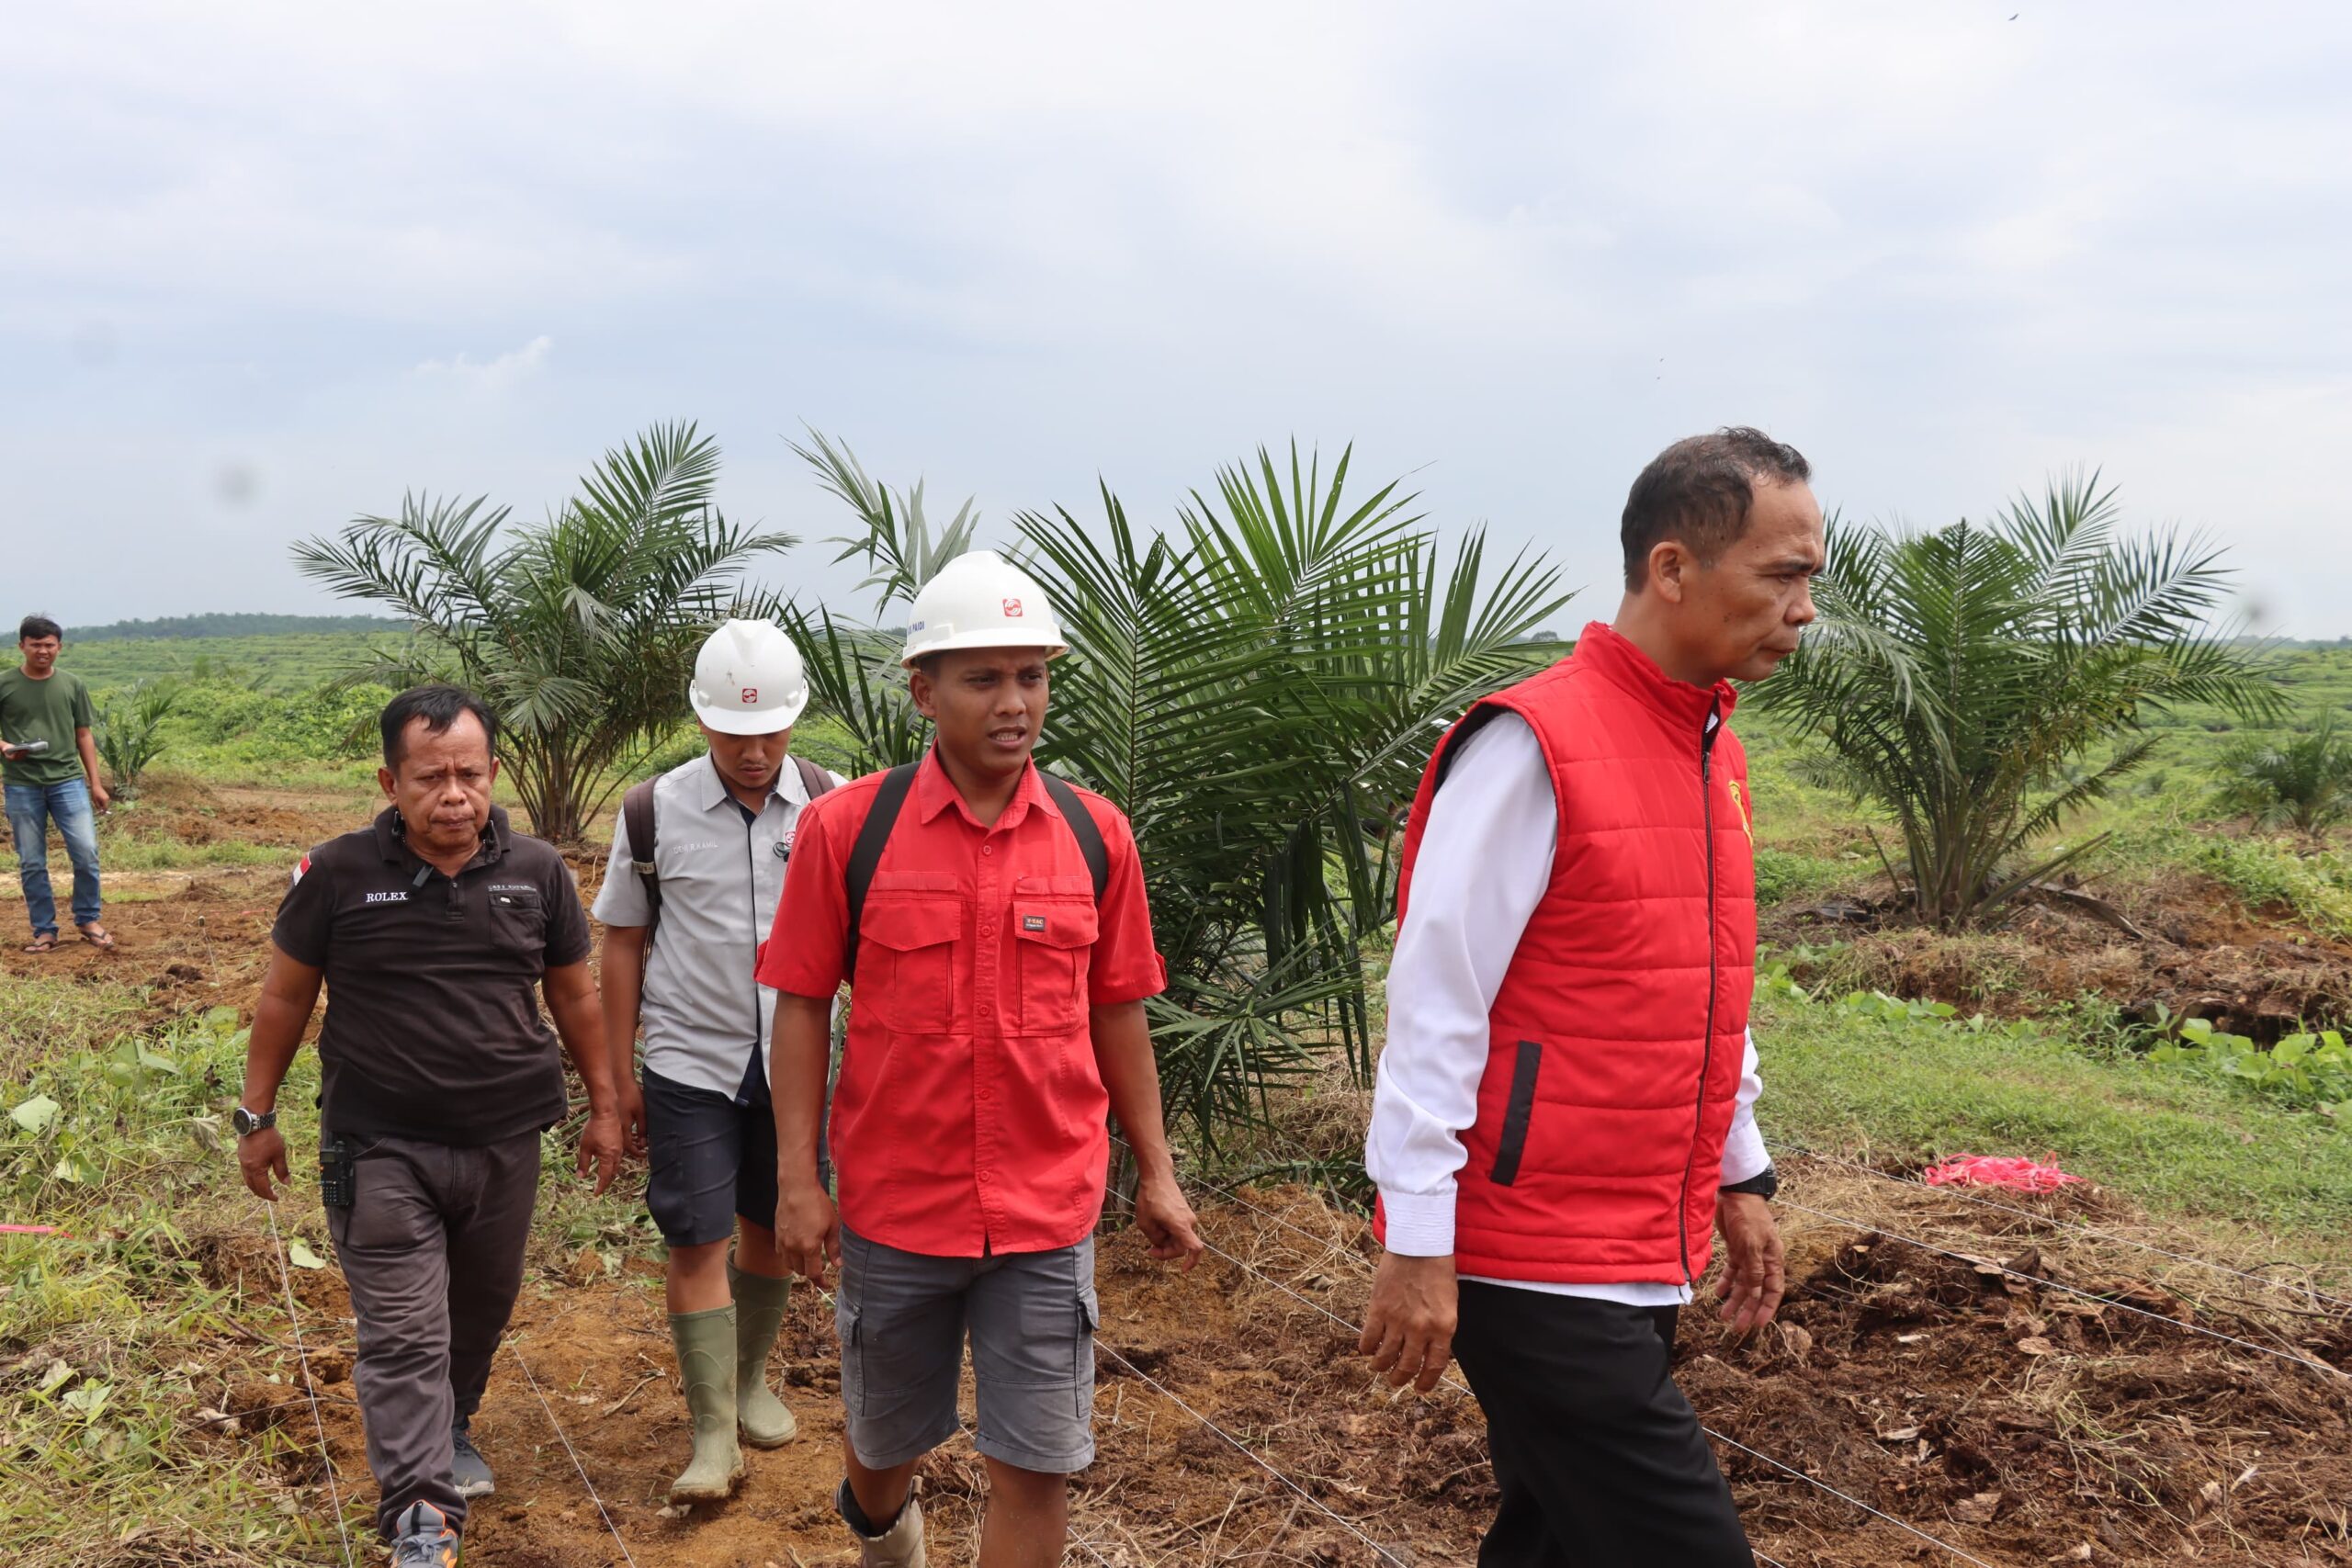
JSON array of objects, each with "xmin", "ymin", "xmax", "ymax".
[{"xmin": 6, "ymin": 778, "xmax": 102, "ymax": 938}]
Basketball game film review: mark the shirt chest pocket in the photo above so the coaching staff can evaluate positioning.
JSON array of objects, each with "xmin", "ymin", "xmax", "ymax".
[
  {"xmin": 858, "ymin": 897, "xmax": 962, "ymax": 1034},
  {"xmin": 1011, "ymin": 897, "xmax": 1097, "ymax": 1035},
  {"xmin": 488, "ymin": 887, "xmax": 547, "ymax": 955}
]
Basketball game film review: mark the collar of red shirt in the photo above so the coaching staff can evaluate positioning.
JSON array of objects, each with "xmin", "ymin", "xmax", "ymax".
[{"xmin": 912, "ymin": 746, "xmax": 1071, "ymax": 832}]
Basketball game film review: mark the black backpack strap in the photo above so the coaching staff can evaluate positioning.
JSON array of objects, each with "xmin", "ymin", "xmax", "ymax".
[
  {"xmin": 794, "ymin": 754, "xmax": 835, "ymax": 799},
  {"xmin": 621, "ymin": 778, "xmax": 662, "ymax": 948},
  {"xmin": 841, "ymin": 762, "xmax": 920, "ymax": 983},
  {"xmin": 1038, "ymin": 772, "xmax": 1109, "ymax": 900}
]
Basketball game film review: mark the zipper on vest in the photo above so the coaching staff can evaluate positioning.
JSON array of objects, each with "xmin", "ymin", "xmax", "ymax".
[{"xmin": 1678, "ymin": 704, "xmax": 1724, "ymax": 1286}]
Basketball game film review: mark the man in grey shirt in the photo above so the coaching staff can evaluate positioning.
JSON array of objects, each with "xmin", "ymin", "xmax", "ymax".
[{"xmin": 595, "ymin": 620, "xmax": 844, "ymax": 1505}]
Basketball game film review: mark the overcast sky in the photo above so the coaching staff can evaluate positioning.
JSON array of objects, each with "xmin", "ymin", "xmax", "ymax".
[{"xmin": 6, "ymin": 2, "xmax": 2348, "ymax": 636}]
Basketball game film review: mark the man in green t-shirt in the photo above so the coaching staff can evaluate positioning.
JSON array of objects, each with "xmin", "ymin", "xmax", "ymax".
[{"xmin": 1, "ymin": 615, "xmax": 113, "ymax": 953}]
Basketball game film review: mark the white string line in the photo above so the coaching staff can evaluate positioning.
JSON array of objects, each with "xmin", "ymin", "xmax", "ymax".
[
  {"xmin": 1777, "ymin": 1198, "xmax": 2349, "ymax": 1381},
  {"xmin": 1089, "ymin": 1337, "xmax": 1416, "ymax": 1568},
  {"xmin": 505, "ymin": 1337, "xmax": 641, "ymax": 1568},
  {"xmin": 1700, "ymin": 1427, "xmax": 2000, "ymax": 1568},
  {"xmin": 1105, "ymin": 1188, "xmax": 1855, "ymax": 1568},
  {"xmin": 261, "ymin": 1202, "xmax": 356, "ymax": 1568},
  {"xmin": 1111, "ymin": 1135, "xmax": 1368, "ymax": 1268},
  {"xmin": 1102, "ymin": 1187, "xmax": 1474, "ymax": 1402},
  {"xmin": 1781, "ymin": 1142, "xmax": 2352, "ymax": 1314}
]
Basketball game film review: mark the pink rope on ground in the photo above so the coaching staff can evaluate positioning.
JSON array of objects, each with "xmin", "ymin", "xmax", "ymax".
[{"xmin": 1918, "ymin": 1154, "xmax": 2082, "ymax": 1193}]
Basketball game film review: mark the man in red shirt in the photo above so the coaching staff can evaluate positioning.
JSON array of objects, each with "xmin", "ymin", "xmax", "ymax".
[{"xmin": 758, "ymin": 549, "xmax": 1204, "ymax": 1568}]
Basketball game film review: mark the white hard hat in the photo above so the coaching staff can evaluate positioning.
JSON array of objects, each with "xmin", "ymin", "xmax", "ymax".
[
  {"xmin": 899, "ymin": 549, "xmax": 1069, "ymax": 668},
  {"xmin": 690, "ymin": 619, "xmax": 810, "ymax": 735}
]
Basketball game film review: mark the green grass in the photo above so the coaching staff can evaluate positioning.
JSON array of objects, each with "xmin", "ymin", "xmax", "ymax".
[
  {"xmin": 89, "ymin": 840, "xmax": 293, "ymax": 873},
  {"xmin": 0, "ymin": 1010, "xmax": 357, "ymax": 1566},
  {"xmin": 0, "ymin": 975, "xmax": 148, "ymax": 1083},
  {"xmin": 1758, "ymin": 988, "xmax": 2352, "ymax": 1262},
  {"xmin": 0, "ymin": 987, "xmax": 662, "ymax": 1567},
  {"xmin": 50, "ymin": 633, "xmax": 395, "ymax": 695}
]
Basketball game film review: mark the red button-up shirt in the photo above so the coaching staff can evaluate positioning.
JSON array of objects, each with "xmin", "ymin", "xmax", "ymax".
[{"xmin": 758, "ymin": 750, "xmax": 1166, "ymax": 1257}]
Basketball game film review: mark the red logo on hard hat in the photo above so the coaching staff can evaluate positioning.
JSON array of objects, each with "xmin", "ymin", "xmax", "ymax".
[
  {"xmin": 1003, "ymin": 598, "xmax": 1023, "ymax": 617},
  {"xmin": 741, "ymin": 687, "xmax": 758, "ymax": 704}
]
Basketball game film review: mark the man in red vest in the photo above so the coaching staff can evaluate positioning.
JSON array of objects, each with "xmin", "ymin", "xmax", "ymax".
[{"xmin": 1358, "ymin": 428, "xmax": 1822, "ymax": 1564}]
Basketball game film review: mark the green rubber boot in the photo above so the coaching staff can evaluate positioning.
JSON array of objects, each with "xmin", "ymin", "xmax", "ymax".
[
  {"xmin": 730, "ymin": 1258, "xmax": 799, "ymax": 1448},
  {"xmin": 840, "ymin": 1480, "xmax": 927, "ymax": 1568},
  {"xmin": 666, "ymin": 1306, "xmax": 746, "ymax": 1504}
]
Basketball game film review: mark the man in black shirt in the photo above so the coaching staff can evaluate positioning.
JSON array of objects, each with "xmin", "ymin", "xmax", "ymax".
[{"xmin": 236, "ymin": 685, "xmax": 623, "ymax": 1564}]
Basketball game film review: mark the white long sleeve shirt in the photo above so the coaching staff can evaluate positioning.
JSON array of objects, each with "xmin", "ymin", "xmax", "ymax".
[{"xmin": 1365, "ymin": 712, "xmax": 1770, "ymax": 1305}]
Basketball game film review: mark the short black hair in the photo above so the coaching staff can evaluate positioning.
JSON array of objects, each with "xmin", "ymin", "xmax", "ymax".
[
  {"xmin": 379, "ymin": 684, "xmax": 499, "ymax": 772},
  {"xmin": 18, "ymin": 615, "xmax": 62, "ymax": 643},
  {"xmin": 1621, "ymin": 427, "xmax": 1813, "ymax": 591}
]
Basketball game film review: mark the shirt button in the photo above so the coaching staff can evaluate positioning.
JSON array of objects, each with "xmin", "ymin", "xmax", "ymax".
[
  {"xmin": 981, "ymin": 844, "xmax": 994, "ymax": 856},
  {"xmin": 980, "ymin": 923, "xmax": 995, "ymax": 936}
]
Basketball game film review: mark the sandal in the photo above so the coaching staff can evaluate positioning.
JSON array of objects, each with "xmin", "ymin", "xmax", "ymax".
[
  {"xmin": 77, "ymin": 925, "xmax": 117, "ymax": 951},
  {"xmin": 22, "ymin": 933, "xmax": 58, "ymax": 953}
]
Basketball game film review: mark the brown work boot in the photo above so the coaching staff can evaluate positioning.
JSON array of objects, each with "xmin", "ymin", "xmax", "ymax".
[{"xmin": 839, "ymin": 1479, "xmax": 926, "ymax": 1568}]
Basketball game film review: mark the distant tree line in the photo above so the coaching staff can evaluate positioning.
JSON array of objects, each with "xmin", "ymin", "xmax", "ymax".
[{"xmin": 63, "ymin": 612, "xmax": 413, "ymax": 641}]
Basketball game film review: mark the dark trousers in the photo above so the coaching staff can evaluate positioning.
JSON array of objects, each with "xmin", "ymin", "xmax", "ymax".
[
  {"xmin": 1453, "ymin": 1282, "xmax": 1752, "ymax": 1568},
  {"xmin": 325, "ymin": 1131, "xmax": 540, "ymax": 1540}
]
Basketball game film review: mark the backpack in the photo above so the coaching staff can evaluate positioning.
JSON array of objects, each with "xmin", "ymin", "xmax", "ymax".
[
  {"xmin": 841, "ymin": 762, "xmax": 1109, "ymax": 981},
  {"xmin": 622, "ymin": 755, "xmax": 837, "ymax": 950}
]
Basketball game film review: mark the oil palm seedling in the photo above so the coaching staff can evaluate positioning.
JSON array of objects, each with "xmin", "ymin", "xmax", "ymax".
[
  {"xmin": 293, "ymin": 423, "xmax": 795, "ymax": 840},
  {"xmin": 1752, "ymin": 471, "xmax": 2282, "ymax": 927}
]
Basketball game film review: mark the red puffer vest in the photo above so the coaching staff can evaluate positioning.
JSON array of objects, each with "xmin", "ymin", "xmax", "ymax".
[{"xmin": 1375, "ymin": 622, "xmax": 1758, "ymax": 1284}]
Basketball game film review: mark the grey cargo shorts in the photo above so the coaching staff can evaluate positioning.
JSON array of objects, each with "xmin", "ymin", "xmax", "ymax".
[{"xmin": 834, "ymin": 1223, "xmax": 1102, "ymax": 1473}]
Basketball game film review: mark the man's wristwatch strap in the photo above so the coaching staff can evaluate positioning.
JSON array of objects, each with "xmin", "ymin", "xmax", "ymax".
[
  {"xmin": 1720, "ymin": 1165, "xmax": 1778, "ymax": 1201},
  {"xmin": 232, "ymin": 1105, "xmax": 277, "ymax": 1137}
]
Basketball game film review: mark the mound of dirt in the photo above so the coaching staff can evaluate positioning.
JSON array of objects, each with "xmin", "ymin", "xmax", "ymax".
[
  {"xmin": 1702, "ymin": 1207, "xmax": 2352, "ymax": 1563},
  {"xmin": 1772, "ymin": 874, "xmax": 2352, "ymax": 1041}
]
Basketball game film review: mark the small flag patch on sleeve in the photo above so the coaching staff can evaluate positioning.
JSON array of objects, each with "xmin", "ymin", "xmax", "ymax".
[{"xmin": 290, "ymin": 854, "xmax": 311, "ymax": 887}]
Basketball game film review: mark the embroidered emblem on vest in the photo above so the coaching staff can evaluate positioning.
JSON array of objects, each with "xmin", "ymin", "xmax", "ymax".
[{"xmin": 1726, "ymin": 778, "xmax": 1755, "ymax": 844}]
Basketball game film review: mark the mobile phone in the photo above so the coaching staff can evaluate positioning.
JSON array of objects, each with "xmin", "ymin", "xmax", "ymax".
[
  {"xmin": 3, "ymin": 739, "xmax": 45, "ymax": 755},
  {"xmin": 319, "ymin": 1136, "xmax": 356, "ymax": 1209}
]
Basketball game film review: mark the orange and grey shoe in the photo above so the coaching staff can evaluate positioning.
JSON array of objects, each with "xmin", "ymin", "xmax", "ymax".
[{"xmin": 390, "ymin": 1500, "xmax": 460, "ymax": 1568}]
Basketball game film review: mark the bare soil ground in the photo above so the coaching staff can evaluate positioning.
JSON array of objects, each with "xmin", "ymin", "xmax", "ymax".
[
  {"xmin": 153, "ymin": 1165, "xmax": 2352, "ymax": 1568},
  {"xmin": 1770, "ymin": 871, "xmax": 2352, "ymax": 1042},
  {"xmin": 14, "ymin": 777, "xmax": 2352, "ymax": 1566}
]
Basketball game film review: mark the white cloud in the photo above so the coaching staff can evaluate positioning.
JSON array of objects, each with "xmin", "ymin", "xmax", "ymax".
[
  {"xmin": 2, "ymin": 1, "xmax": 2349, "ymax": 631},
  {"xmin": 412, "ymin": 335, "xmax": 554, "ymax": 394}
]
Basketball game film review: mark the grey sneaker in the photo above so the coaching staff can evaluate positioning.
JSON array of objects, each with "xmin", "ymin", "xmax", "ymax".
[
  {"xmin": 451, "ymin": 1423, "xmax": 494, "ymax": 1500},
  {"xmin": 389, "ymin": 1500, "xmax": 460, "ymax": 1568}
]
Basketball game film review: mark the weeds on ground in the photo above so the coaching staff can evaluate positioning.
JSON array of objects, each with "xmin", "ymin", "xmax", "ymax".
[
  {"xmin": 2151, "ymin": 1017, "xmax": 2352, "ymax": 1115},
  {"xmin": 1, "ymin": 1009, "xmax": 345, "ymax": 1567},
  {"xmin": 0, "ymin": 974, "xmax": 146, "ymax": 1084}
]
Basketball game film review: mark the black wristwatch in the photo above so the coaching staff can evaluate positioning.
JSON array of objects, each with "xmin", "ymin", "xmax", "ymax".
[
  {"xmin": 232, "ymin": 1105, "xmax": 277, "ymax": 1137},
  {"xmin": 1721, "ymin": 1165, "xmax": 1778, "ymax": 1201}
]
